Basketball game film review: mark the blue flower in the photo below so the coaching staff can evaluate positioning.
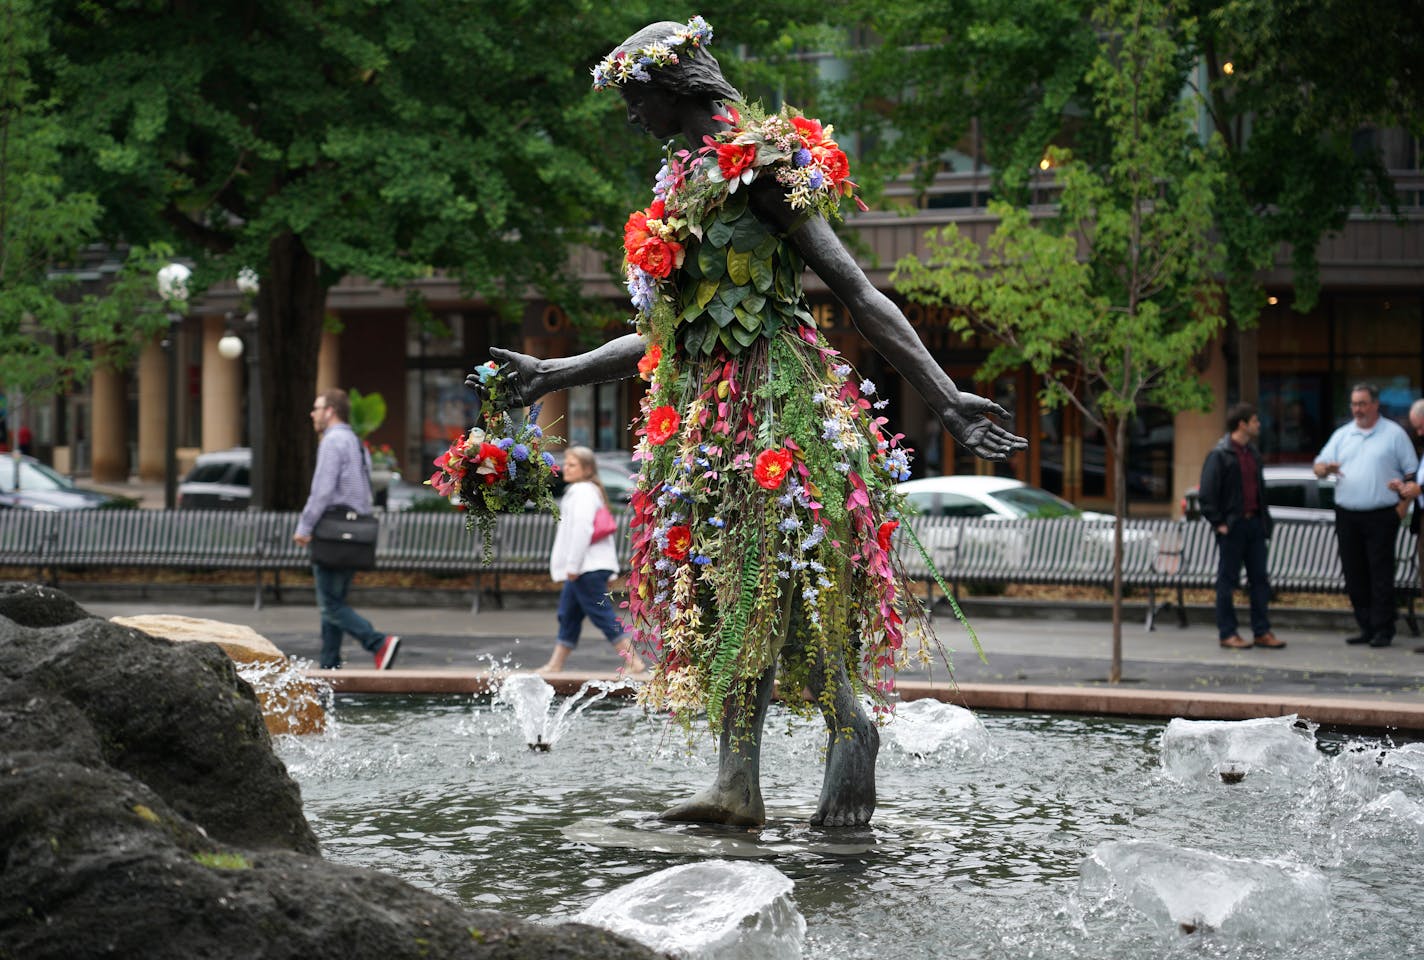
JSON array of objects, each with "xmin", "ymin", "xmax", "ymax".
[
  {"xmin": 778, "ymin": 516, "xmax": 802, "ymax": 532},
  {"xmin": 808, "ymin": 170, "xmax": 824, "ymax": 190},
  {"xmin": 794, "ymin": 148, "xmax": 812, "ymax": 167},
  {"xmin": 833, "ymin": 364, "xmax": 851, "ymax": 377},
  {"xmin": 707, "ymin": 517, "xmax": 726, "ymax": 528},
  {"xmin": 496, "ymin": 437, "xmax": 515, "ymax": 451},
  {"xmin": 860, "ymin": 378, "xmax": 877, "ymax": 396},
  {"xmin": 528, "ymin": 401, "xmax": 543, "ymax": 422},
  {"xmin": 511, "ymin": 444, "xmax": 529, "ymax": 462},
  {"xmin": 541, "ymin": 451, "xmax": 556, "ymax": 467},
  {"xmin": 693, "ymin": 554, "xmax": 712, "ymax": 565}
]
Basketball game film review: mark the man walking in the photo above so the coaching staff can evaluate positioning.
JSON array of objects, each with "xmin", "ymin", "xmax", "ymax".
[
  {"xmin": 1199, "ymin": 403, "xmax": 1283, "ymax": 650},
  {"xmin": 1315, "ymin": 384, "xmax": 1417, "ymax": 647},
  {"xmin": 293, "ymin": 388, "xmax": 400, "ymax": 670}
]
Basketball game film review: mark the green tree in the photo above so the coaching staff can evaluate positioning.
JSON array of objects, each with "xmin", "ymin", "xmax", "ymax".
[
  {"xmin": 0, "ymin": 1, "xmax": 166, "ymax": 411},
  {"xmin": 33, "ymin": 1, "xmax": 835, "ymax": 507},
  {"xmin": 894, "ymin": 0, "xmax": 1225, "ymax": 682},
  {"xmin": 1194, "ymin": 0, "xmax": 1424, "ymax": 358}
]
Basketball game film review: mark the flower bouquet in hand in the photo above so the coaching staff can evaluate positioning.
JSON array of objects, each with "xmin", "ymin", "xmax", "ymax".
[{"xmin": 427, "ymin": 361, "xmax": 563, "ymax": 563}]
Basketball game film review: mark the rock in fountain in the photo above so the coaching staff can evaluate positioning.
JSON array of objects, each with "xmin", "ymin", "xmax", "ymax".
[
  {"xmin": 111, "ymin": 613, "xmax": 328, "ymax": 735},
  {"xmin": 578, "ymin": 859, "xmax": 806, "ymax": 960},
  {"xmin": 0, "ymin": 582, "xmax": 660, "ymax": 960},
  {"xmin": 1159, "ymin": 714, "xmax": 1320, "ymax": 783},
  {"xmin": 1079, "ymin": 839, "xmax": 1329, "ymax": 939}
]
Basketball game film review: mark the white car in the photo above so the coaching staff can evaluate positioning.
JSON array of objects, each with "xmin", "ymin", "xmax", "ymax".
[
  {"xmin": 894, "ymin": 475, "xmax": 1112, "ymax": 523},
  {"xmin": 893, "ymin": 475, "xmax": 1138, "ymax": 571}
]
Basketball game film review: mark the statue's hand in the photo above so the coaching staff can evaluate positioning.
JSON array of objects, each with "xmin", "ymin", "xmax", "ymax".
[
  {"xmin": 464, "ymin": 347, "xmax": 546, "ymax": 407},
  {"xmin": 939, "ymin": 392, "xmax": 1029, "ymax": 461}
]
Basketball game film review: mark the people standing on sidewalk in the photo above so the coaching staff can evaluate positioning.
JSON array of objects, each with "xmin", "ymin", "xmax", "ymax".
[
  {"xmin": 538, "ymin": 446, "xmax": 644, "ymax": 676},
  {"xmin": 1315, "ymin": 384, "xmax": 1418, "ymax": 648},
  {"xmin": 1199, "ymin": 403, "xmax": 1283, "ymax": 650},
  {"xmin": 292, "ymin": 388, "xmax": 400, "ymax": 670},
  {"xmin": 1387, "ymin": 398, "xmax": 1424, "ymax": 644}
]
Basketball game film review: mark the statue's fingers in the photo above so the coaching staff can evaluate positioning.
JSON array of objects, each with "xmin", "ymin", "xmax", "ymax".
[{"xmin": 982, "ymin": 401, "xmax": 1012, "ymax": 420}]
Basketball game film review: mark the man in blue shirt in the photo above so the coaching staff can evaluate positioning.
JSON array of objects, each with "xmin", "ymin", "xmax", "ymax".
[
  {"xmin": 1315, "ymin": 384, "xmax": 1418, "ymax": 647},
  {"xmin": 293, "ymin": 389, "xmax": 401, "ymax": 670}
]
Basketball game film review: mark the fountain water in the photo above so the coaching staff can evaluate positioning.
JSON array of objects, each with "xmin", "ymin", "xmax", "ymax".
[{"xmin": 277, "ymin": 696, "xmax": 1424, "ymax": 960}]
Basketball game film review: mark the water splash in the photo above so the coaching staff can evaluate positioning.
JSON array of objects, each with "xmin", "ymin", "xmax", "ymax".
[
  {"xmin": 237, "ymin": 655, "xmax": 333, "ymax": 736},
  {"xmin": 577, "ymin": 859, "xmax": 806, "ymax": 959},
  {"xmin": 495, "ymin": 673, "xmax": 622, "ymax": 750}
]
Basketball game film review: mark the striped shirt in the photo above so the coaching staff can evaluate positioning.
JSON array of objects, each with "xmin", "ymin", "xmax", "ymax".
[{"xmin": 296, "ymin": 422, "xmax": 372, "ymax": 537}]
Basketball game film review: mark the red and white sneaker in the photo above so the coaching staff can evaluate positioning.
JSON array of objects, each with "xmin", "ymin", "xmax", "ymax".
[{"xmin": 374, "ymin": 635, "xmax": 401, "ymax": 670}]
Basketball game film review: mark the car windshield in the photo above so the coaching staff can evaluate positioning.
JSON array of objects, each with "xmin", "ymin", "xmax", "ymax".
[
  {"xmin": 992, "ymin": 486, "xmax": 1081, "ymax": 519},
  {"xmin": 0, "ymin": 457, "xmax": 71, "ymax": 492}
]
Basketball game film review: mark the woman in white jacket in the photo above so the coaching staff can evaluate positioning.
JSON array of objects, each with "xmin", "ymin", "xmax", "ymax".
[{"xmin": 539, "ymin": 446, "xmax": 645, "ymax": 675}]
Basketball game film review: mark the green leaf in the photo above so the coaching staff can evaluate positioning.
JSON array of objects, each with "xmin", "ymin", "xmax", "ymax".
[
  {"xmin": 750, "ymin": 255, "xmax": 775, "ymax": 294},
  {"xmin": 716, "ymin": 283, "xmax": 749, "ymax": 310},
  {"xmin": 707, "ymin": 299, "xmax": 736, "ymax": 328},
  {"xmin": 731, "ymin": 214, "xmax": 770, "ymax": 251},
  {"xmin": 730, "ymin": 322, "xmax": 759, "ymax": 346},
  {"xmin": 695, "ymin": 277, "xmax": 719, "ymax": 309},
  {"xmin": 705, "ymin": 216, "xmax": 736, "ymax": 248},
  {"xmin": 698, "ymin": 243, "xmax": 727, "ymax": 281},
  {"xmin": 732, "ymin": 305, "xmax": 761, "ymax": 332},
  {"xmin": 726, "ymin": 250, "xmax": 752, "ymax": 286}
]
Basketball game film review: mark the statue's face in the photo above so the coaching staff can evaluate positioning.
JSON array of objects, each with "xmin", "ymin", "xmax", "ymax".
[{"xmin": 620, "ymin": 85, "xmax": 681, "ymax": 139}]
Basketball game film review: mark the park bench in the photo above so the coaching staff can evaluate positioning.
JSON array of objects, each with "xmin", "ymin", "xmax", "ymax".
[
  {"xmin": 0, "ymin": 508, "xmax": 635, "ymax": 613},
  {"xmin": 900, "ymin": 514, "xmax": 1419, "ymax": 633},
  {"xmin": 1, "ymin": 509, "xmax": 1415, "ymax": 631}
]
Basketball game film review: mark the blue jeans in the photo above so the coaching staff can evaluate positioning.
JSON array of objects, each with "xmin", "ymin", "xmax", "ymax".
[
  {"xmin": 1215, "ymin": 516, "xmax": 1272, "ymax": 639},
  {"xmin": 313, "ymin": 564, "xmax": 385, "ymax": 668},
  {"xmin": 556, "ymin": 570, "xmax": 625, "ymax": 648}
]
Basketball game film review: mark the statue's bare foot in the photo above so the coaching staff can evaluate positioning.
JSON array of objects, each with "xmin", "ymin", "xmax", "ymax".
[
  {"xmin": 810, "ymin": 721, "xmax": 879, "ymax": 827},
  {"xmin": 660, "ymin": 784, "xmax": 765, "ymax": 828}
]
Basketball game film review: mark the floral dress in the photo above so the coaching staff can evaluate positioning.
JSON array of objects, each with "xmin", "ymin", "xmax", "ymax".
[{"xmin": 621, "ymin": 103, "xmax": 933, "ymax": 732}]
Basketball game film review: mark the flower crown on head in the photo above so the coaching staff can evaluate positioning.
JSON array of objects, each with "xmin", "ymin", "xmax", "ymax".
[{"xmin": 591, "ymin": 15, "xmax": 714, "ymax": 91}]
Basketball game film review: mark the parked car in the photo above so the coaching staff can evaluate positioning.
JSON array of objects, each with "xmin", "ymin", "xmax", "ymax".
[
  {"xmin": 0, "ymin": 454, "xmax": 123, "ymax": 511},
  {"xmin": 1182, "ymin": 464, "xmax": 1336, "ymax": 525},
  {"xmin": 177, "ymin": 448, "xmax": 252, "ymax": 510},
  {"xmin": 179, "ymin": 447, "xmax": 448, "ymax": 512},
  {"xmin": 894, "ymin": 475, "xmax": 1115, "ymax": 522},
  {"xmin": 893, "ymin": 475, "xmax": 1144, "ymax": 568},
  {"xmin": 546, "ymin": 449, "xmax": 640, "ymax": 512}
]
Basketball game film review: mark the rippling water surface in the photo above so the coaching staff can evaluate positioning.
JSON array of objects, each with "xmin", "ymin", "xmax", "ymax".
[{"xmin": 277, "ymin": 694, "xmax": 1424, "ymax": 960}]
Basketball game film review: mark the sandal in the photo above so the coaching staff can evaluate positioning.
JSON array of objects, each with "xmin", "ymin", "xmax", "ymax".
[{"xmin": 1219, "ymin": 635, "xmax": 1252, "ymax": 649}]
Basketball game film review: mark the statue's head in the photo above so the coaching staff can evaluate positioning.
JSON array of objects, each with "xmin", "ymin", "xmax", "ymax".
[{"xmin": 591, "ymin": 16, "xmax": 741, "ymax": 104}]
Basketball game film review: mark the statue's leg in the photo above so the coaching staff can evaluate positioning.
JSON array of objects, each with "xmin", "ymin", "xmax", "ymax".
[
  {"xmin": 807, "ymin": 643, "xmax": 879, "ymax": 828},
  {"xmin": 659, "ymin": 665, "xmax": 776, "ymax": 827}
]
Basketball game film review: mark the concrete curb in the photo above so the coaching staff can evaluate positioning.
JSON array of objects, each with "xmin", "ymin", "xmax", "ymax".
[{"xmin": 309, "ymin": 669, "xmax": 1424, "ymax": 733}]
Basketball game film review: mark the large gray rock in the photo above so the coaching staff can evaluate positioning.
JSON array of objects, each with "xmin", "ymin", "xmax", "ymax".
[{"xmin": 0, "ymin": 583, "xmax": 663, "ymax": 960}]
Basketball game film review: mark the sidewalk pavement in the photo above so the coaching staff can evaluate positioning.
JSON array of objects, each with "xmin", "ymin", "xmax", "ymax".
[{"xmin": 80, "ymin": 597, "xmax": 1424, "ymax": 704}]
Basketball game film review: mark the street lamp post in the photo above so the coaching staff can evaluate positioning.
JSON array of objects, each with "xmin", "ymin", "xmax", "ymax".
[
  {"xmin": 156, "ymin": 263, "xmax": 191, "ymax": 511},
  {"xmin": 215, "ymin": 269, "xmax": 263, "ymax": 510}
]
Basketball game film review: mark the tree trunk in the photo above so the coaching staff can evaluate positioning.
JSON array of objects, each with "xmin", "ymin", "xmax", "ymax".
[
  {"xmin": 1110, "ymin": 414, "xmax": 1128, "ymax": 684},
  {"xmin": 255, "ymin": 232, "xmax": 327, "ymax": 510}
]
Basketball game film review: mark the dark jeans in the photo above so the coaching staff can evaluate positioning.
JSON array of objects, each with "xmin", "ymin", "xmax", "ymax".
[
  {"xmin": 1215, "ymin": 515, "xmax": 1272, "ymax": 639},
  {"xmin": 313, "ymin": 564, "xmax": 385, "ymax": 668},
  {"xmin": 1335, "ymin": 506, "xmax": 1401, "ymax": 638},
  {"xmin": 556, "ymin": 570, "xmax": 625, "ymax": 648}
]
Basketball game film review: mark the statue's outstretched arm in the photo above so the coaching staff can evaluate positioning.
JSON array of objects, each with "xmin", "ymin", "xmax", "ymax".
[
  {"xmin": 466, "ymin": 333, "xmax": 644, "ymax": 406},
  {"xmin": 751, "ymin": 186, "xmax": 1027, "ymax": 461}
]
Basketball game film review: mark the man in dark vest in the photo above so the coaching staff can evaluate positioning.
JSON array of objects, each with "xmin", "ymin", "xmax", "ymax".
[{"xmin": 1199, "ymin": 402, "xmax": 1284, "ymax": 650}]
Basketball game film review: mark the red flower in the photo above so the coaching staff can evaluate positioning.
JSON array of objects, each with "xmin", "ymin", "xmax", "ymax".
[
  {"xmin": 623, "ymin": 209, "xmax": 653, "ymax": 255},
  {"xmin": 627, "ymin": 236, "xmax": 684, "ymax": 278},
  {"xmin": 664, "ymin": 525, "xmax": 692, "ymax": 561},
  {"xmin": 753, "ymin": 448, "xmax": 794, "ymax": 490},
  {"xmin": 791, "ymin": 116, "xmax": 826, "ymax": 146},
  {"xmin": 818, "ymin": 147, "xmax": 850, "ymax": 186},
  {"xmin": 648, "ymin": 198, "xmax": 666, "ymax": 220},
  {"xmin": 716, "ymin": 141, "xmax": 757, "ymax": 181},
  {"xmin": 876, "ymin": 520, "xmax": 900, "ymax": 552},
  {"xmin": 473, "ymin": 442, "xmax": 509, "ymax": 486},
  {"xmin": 638, "ymin": 344, "xmax": 662, "ymax": 380},
  {"xmin": 646, "ymin": 405, "xmax": 680, "ymax": 445}
]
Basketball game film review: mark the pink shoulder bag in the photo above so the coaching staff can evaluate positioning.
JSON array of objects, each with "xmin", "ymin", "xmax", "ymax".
[{"xmin": 591, "ymin": 504, "xmax": 617, "ymax": 542}]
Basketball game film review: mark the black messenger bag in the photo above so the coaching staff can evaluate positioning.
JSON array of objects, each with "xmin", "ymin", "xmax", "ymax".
[{"xmin": 310, "ymin": 506, "xmax": 379, "ymax": 570}]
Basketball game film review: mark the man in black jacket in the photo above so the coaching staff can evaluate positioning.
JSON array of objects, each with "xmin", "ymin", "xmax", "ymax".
[{"xmin": 1198, "ymin": 402, "xmax": 1285, "ymax": 649}]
